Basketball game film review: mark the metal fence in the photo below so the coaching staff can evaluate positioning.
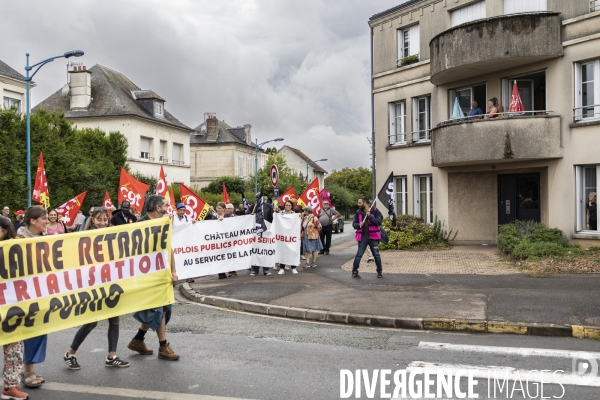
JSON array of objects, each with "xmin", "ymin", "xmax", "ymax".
[
  {"xmin": 573, "ymin": 105, "xmax": 600, "ymax": 123},
  {"xmin": 437, "ymin": 110, "xmax": 555, "ymax": 127}
]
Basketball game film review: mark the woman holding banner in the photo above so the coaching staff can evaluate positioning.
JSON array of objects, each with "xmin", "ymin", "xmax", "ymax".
[
  {"xmin": 63, "ymin": 208, "xmax": 130, "ymax": 370},
  {"xmin": 301, "ymin": 206, "xmax": 323, "ymax": 268},
  {"xmin": 278, "ymin": 200, "xmax": 299, "ymax": 275},
  {"xmin": 46, "ymin": 209, "xmax": 67, "ymax": 235},
  {"xmin": 215, "ymin": 202, "xmax": 235, "ymax": 278},
  {"xmin": 17, "ymin": 206, "xmax": 49, "ymax": 389},
  {"xmin": 1, "ymin": 218, "xmax": 30, "ymax": 400}
]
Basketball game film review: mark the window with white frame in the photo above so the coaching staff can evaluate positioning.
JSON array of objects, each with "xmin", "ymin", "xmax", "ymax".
[
  {"xmin": 172, "ymin": 143, "xmax": 183, "ymax": 164},
  {"xmin": 412, "ymin": 96, "xmax": 431, "ymax": 142},
  {"xmin": 504, "ymin": 0, "xmax": 547, "ymax": 14},
  {"xmin": 397, "ymin": 24, "xmax": 420, "ymax": 64},
  {"xmin": 451, "ymin": 1, "xmax": 486, "ymax": 27},
  {"xmin": 140, "ymin": 137, "xmax": 151, "ymax": 160},
  {"xmin": 154, "ymin": 101, "xmax": 163, "ymax": 117},
  {"xmin": 414, "ymin": 175, "xmax": 433, "ymax": 224},
  {"xmin": 238, "ymin": 156, "xmax": 244, "ymax": 177},
  {"xmin": 576, "ymin": 165, "xmax": 599, "ymax": 232},
  {"xmin": 389, "ymin": 101, "xmax": 406, "ymax": 145},
  {"xmin": 395, "ymin": 176, "xmax": 407, "ymax": 215},
  {"xmin": 593, "ymin": 1, "xmax": 600, "ymax": 12},
  {"xmin": 247, "ymin": 157, "xmax": 252, "ymax": 177},
  {"xmin": 3, "ymin": 97, "xmax": 21, "ymax": 113},
  {"xmin": 159, "ymin": 140, "xmax": 166, "ymax": 162},
  {"xmin": 449, "ymin": 83, "xmax": 487, "ymax": 118},
  {"xmin": 575, "ymin": 59, "xmax": 600, "ymax": 121}
]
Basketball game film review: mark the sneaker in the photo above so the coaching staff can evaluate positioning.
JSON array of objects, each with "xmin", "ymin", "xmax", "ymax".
[
  {"xmin": 301, "ymin": 256, "xmax": 306, "ymax": 260},
  {"xmin": 311, "ymin": 263, "xmax": 317, "ymax": 268},
  {"xmin": 278, "ymin": 269, "xmax": 285, "ymax": 275},
  {"xmin": 264, "ymin": 272, "xmax": 272, "ymax": 276},
  {"xmin": 352, "ymin": 273, "xmax": 361, "ymax": 279},
  {"xmin": 105, "ymin": 356, "xmax": 130, "ymax": 368},
  {"xmin": 324, "ymin": 250, "xmax": 330, "ymax": 255},
  {"xmin": 250, "ymin": 272, "xmax": 257, "ymax": 276},
  {"xmin": 292, "ymin": 269, "xmax": 298, "ymax": 275},
  {"xmin": 158, "ymin": 342, "xmax": 180, "ymax": 361},
  {"xmin": 1, "ymin": 387, "xmax": 29, "ymax": 400},
  {"xmin": 127, "ymin": 338, "xmax": 153, "ymax": 355},
  {"xmin": 63, "ymin": 352, "xmax": 81, "ymax": 370},
  {"xmin": 377, "ymin": 274, "xmax": 383, "ymax": 279},
  {"xmin": 303, "ymin": 263, "xmax": 310, "ymax": 268},
  {"xmin": 367, "ymin": 257, "xmax": 374, "ymax": 263},
  {"xmin": 318, "ymin": 250, "xmax": 325, "ymax": 255}
]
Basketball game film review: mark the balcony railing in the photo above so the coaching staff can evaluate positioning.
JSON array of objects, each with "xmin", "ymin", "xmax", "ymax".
[
  {"xmin": 412, "ymin": 129, "xmax": 430, "ymax": 143},
  {"xmin": 172, "ymin": 160, "xmax": 184, "ymax": 166},
  {"xmin": 592, "ymin": 0, "xmax": 600, "ymax": 13},
  {"xmin": 388, "ymin": 133, "xmax": 406, "ymax": 145},
  {"xmin": 573, "ymin": 105, "xmax": 600, "ymax": 123},
  {"xmin": 438, "ymin": 110, "xmax": 555, "ymax": 127}
]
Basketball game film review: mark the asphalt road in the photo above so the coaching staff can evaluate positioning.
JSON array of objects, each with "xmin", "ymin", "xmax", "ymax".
[{"xmin": 26, "ymin": 288, "xmax": 600, "ymax": 400}]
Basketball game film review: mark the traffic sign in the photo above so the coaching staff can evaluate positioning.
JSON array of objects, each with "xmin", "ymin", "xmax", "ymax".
[{"xmin": 270, "ymin": 164, "xmax": 279, "ymax": 187}]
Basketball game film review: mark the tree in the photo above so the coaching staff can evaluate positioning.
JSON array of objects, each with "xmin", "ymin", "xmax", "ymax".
[
  {"xmin": 325, "ymin": 167, "xmax": 372, "ymax": 200},
  {"xmin": 325, "ymin": 184, "xmax": 354, "ymax": 209},
  {"xmin": 253, "ymin": 152, "xmax": 306, "ymax": 198},
  {"xmin": 204, "ymin": 176, "xmax": 247, "ymax": 196}
]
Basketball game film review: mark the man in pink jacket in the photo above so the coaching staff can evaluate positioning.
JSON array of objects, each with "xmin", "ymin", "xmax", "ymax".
[{"xmin": 351, "ymin": 197, "xmax": 384, "ymax": 279}]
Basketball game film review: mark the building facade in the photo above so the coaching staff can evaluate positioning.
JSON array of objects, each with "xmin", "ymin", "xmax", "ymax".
[
  {"xmin": 34, "ymin": 64, "xmax": 192, "ymax": 185},
  {"xmin": 370, "ymin": 0, "xmax": 600, "ymax": 247},
  {"xmin": 1, "ymin": 60, "xmax": 27, "ymax": 114},
  {"xmin": 278, "ymin": 145, "xmax": 328, "ymax": 188},
  {"xmin": 190, "ymin": 116, "xmax": 267, "ymax": 189}
]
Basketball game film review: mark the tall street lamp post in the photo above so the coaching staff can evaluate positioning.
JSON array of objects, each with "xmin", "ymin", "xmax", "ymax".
[
  {"xmin": 25, "ymin": 50, "xmax": 84, "ymax": 206},
  {"xmin": 344, "ymin": 171, "xmax": 360, "ymax": 219},
  {"xmin": 305, "ymin": 158, "xmax": 327, "ymax": 185},
  {"xmin": 254, "ymin": 138, "xmax": 284, "ymax": 194}
]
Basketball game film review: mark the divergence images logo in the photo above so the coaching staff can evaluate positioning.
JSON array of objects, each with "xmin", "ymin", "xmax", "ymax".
[{"xmin": 572, "ymin": 354, "xmax": 598, "ymax": 384}]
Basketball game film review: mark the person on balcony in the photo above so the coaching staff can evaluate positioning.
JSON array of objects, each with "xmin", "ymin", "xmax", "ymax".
[
  {"xmin": 468, "ymin": 101, "xmax": 483, "ymax": 119},
  {"xmin": 485, "ymin": 99, "xmax": 499, "ymax": 119}
]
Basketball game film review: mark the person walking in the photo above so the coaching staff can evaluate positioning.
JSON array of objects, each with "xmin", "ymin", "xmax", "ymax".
[
  {"xmin": 127, "ymin": 195, "xmax": 180, "ymax": 361},
  {"xmin": 63, "ymin": 208, "xmax": 130, "ymax": 370},
  {"xmin": 351, "ymin": 197, "xmax": 384, "ymax": 279},
  {"xmin": 248, "ymin": 193, "xmax": 274, "ymax": 276},
  {"xmin": 302, "ymin": 206, "xmax": 323, "ymax": 268},
  {"xmin": 318, "ymin": 200, "xmax": 340, "ymax": 255},
  {"xmin": 1, "ymin": 218, "xmax": 29, "ymax": 400},
  {"xmin": 110, "ymin": 201, "xmax": 137, "ymax": 226},
  {"xmin": 172, "ymin": 203, "xmax": 190, "ymax": 228},
  {"xmin": 17, "ymin": 206, "xmax": 49, "ymax": 389},
  {"xmin": 278, "ymin": 200, "xmax": 299, "ymax": 275}
]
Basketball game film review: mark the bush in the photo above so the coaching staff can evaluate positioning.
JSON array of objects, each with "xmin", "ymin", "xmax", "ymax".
[
  {"xmin": 497, "ymin": 220, "xmax": 578, "ymax": 260},
  {"xmin": 379, "ymin": 215, "xmax": 444, "ymax": 250}
]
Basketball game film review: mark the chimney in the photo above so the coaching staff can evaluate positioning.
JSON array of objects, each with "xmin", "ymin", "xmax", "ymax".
[
  {"xmin": 244, "ymin": 124, "xmax": 252, "ymax": 145},
  {"xmin": 206, "ymin": 115, "xmax": 218, "ymax": 141},
  {"xmin": 68, "ymin": 67, "xmax": 91, "ymax": 110}
]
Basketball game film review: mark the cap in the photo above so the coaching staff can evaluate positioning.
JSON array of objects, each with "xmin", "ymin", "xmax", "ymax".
[
  {"xmin": 14, "ymin": 210, "xmax": 24, "ymax": 216},
  {"xmin": 176, "ymin": 203, "xmax": 185, "ymax": 210}
]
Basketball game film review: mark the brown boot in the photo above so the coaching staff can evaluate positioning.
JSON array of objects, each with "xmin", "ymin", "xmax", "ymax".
[
  {"xmin": 158, "ymin": 342, "xmax": 180, "ymax": 361},
  {"xmin": 127, "ymin": 338, "xmax": 153, "ymax": 355}
]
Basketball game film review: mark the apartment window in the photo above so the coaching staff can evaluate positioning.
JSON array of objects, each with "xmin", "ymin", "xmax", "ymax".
[
  {"xmin": 395, "ymin": 176, "xmax": 407, "ymax": 215},
  {"xmin": 154, "ymin": 101, "xmax": 163, "ymax": 117},
  {"xmin": 501, "ymin": 70, "xmax": 547, "ymax": 113},
  {"xmin": 412, "ymin": 96, "xmax": 431, "ymax": 142},
  {"xmin": 414, "ymin": 175, "xmax": 433, "ymax": 224},
  {"xmin": 238, "ymin": 156, "xmax": 244, "ymax": 177},
  {"xmin": 449, "ymin": 84, "xmax": 486, "ymax": 117},
  {"xmin": 389, "ymin": 101, "xmax": 406, "ymax": 145},
  {"xmin": 593, "ymin": 1, "xmax": 600, "ymax": 12},
  {"xmin": 140, "ymin": 137, "xmax": 151, "ymax": 160},
  {"xmin": 504, "ymin": 0, "xmax": 546, "ymax": 14},
  {"xmin": 172, "ymin": 143, "xmax": 183, "ymax": 165},
  {"xmin": 575, "ymin": 59, "xmax": 600, "ymax": 121},
  {"xmin": 159, "ymin": 140, "xmax": 167, "ymax": 163},
  {"xmin": 451, "ymin": 1, "xmax": 486, "ymax": 27},
  {"xmin": 397, "ymin": 24, "xmax": 420, "ymax": 64},
  {"xmin": 3, "ymin": 90, "xmax": 21, "ymax": 113},
  {"xmin": 575, "ymin": 165, "xmax": 599, "ymax": 232}
]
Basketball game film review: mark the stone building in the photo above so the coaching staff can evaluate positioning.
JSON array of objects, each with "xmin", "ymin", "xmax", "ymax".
[
  {"xmin": 278, "ymin": 145, "xmax": 328, "ymax": 188},
  {"xmin": 1, "ymin": 60, "xmax": 27, "ymax": 114},
  {"xmin": 189, "ymin": 115, "xmax": 267, "ymax": 189},
  {"xmin": 370, "ymin": 0, "xmax": 600, "ymax": 246},
  {"xmin": 34, "ymin": 64, "xmax": 192, "ymax": 185}
]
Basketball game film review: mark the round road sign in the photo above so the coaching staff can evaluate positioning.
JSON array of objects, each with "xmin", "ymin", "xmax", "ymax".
[{"xmin": 270, "ymin": 164, "xmax": 279, "ymax": 187}]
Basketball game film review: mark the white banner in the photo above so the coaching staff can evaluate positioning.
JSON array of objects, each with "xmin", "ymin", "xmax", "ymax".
[{"xmin": 172, "ymin": 214, "xmax": 301, "ymax": 278}]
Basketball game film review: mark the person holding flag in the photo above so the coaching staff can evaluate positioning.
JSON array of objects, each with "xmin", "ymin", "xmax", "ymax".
[
  {"xmin": 377, "ymin": 172, "xmax": 396, "ymax": 226},
  {"xmin": 351, "ymin": 197, "xmax": 384, "ymax": 279}
]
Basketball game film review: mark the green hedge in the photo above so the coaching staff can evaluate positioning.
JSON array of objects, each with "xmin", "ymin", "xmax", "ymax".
[{"xmin": 379, "ymin": 215, "xmax": 447, "ymax": 250}]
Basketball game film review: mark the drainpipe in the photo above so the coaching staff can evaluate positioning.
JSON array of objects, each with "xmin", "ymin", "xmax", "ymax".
[{"xmin": 370, "ymin": 25, "xmax": 376, "ymax": 202}]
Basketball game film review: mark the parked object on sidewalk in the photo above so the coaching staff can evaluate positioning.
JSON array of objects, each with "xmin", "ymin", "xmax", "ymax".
[{"xmin": 333, "ymin": 217, "xmax": 344, "ymax": 233}]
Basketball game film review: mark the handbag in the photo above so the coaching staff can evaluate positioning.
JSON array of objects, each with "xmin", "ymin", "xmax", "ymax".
[{"xmin": 379, "ymin": 226, "xmax": 389, "ymax": 244}]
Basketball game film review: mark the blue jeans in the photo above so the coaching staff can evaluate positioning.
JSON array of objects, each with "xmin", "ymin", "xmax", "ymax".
[
  {"xmin": 251, "ymin": 266, "xmax": 270, "ymax": 274},
  {"xmin": 352, "ymin": 239, "xmax": 382, "ymax": 275}
]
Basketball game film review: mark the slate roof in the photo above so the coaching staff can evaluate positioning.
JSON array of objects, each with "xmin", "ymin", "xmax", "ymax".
[
  {"xmin": 33, "ymin": 64, "xmax": 190, "ymax": 131},
  {"xmin": 132, "ymin": 90, "xmax": 165, "ymax": 101},
  {"xmin": 190, "ymin": 119, "xmax": 253, "ymax": 147},
  {"xmin": 280, "ymin": 145, "xmax": 328, "ymax": 174},
  {"xmin": 370, "ymin": 0, "xmax": 425, "ymax": 21},
  {"xmin": 0, "ymin": 59, "xmax": 26, "ymax": 82}
]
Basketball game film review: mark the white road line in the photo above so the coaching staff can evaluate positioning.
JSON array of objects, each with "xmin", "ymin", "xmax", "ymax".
[
  {"xmin": 42, "ymin": 382, "xmax": 257, "ymax": 400},
  {"xmin": 419, "ymin": 341, "xmax": 600, "ymax": 359},
  {"xmin": 407, "ymin": 361, "xmax": 600, "ymax": 387}
]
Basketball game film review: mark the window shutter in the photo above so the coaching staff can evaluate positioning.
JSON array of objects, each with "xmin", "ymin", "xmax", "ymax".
[
  {"xmin": 409, "ymin": 25, "xmax": 420, "ymax": 57},
  {"xmin": 397, "ymin": 29, "xmax": 403, "ymax": 62},
  {"xmin": 505, "ymin": 0, "xmax": 546, "ymax": 14},
  {"xmin": 389, "ymin": 103, "xmax": 396, "ymax": 145},
  {"xmin": 576, "ymin": 166, "xmax": 583, "ymax": 231},
  {"xmin": 574, "ymin": 63, "xmax": 582, "ymax": 121}
]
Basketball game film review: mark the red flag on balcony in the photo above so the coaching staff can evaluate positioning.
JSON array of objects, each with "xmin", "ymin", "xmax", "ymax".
[
  {"xmin": 508, "ymin": 81, "xmax": 525, "ymax": 114},
  {"xmin": 222, "ymin": 183, "xmax": 230, "ymax": 204}
]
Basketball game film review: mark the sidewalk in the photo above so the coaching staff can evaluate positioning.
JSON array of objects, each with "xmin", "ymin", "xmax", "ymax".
[{"xmin": 181, "ymin": 236, "xmax": 600, "ymax": 338}]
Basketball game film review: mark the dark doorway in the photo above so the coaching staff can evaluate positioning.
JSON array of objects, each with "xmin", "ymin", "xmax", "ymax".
[{"xmin": 498, "ymin": 173, "xmax": 541, "ymax": 225}]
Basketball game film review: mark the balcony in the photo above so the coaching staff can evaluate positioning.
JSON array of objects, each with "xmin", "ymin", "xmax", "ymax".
[
  {"xmin": 429, "ymin": 13, "xmax": 562, "ymax": 85},
  {"xmin": 431, "ymin": 114, "xmax": 562, "ymax": 167}
]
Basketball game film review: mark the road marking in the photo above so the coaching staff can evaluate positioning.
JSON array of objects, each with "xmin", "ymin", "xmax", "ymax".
[
  {"xmin": 407, "ymin": 361, "xmax": 600, "ymax": 387},
  {"xmin": 42, "ymin": 382, "xmax": 257, "ymax": 400},
  {"xmin": 419, "ymin": 341, "xmax": 600, "ymax": 359}
]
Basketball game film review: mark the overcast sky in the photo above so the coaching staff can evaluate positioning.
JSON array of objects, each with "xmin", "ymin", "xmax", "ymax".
[{"xmin": 2, "ymin": 0, "xmax": 402, "ymax": 172}]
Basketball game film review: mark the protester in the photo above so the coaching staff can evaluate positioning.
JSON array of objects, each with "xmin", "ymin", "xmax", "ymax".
[
  {"xmin": 290, "ymin": 198, "xmax": 302, "ymax": 213},
  {"xmin": 318, "ymin": 200, "xmax": 340, "ymax": 255},
  {"xmin": 134, "ymin": 211, "xmax": 142, "ymax": 219},
  {"xmin": 226, "ymin": 203, "xmax": 235, "ymax": 217},
  {"xmin": 63, "ymin": 208, "xmax": 130, "ymax": 370},
  {"xmin": 70, "ymin": 210, "xmax": 85, "ymax": 231},
  {"xmin": 128, "ymin": 195, "xmax": 180, "ymax": 361},
  {"xmin": 235, "ymin": 203, "xmax": 246, "ymax": 216},
  {"xmin": 302, "ymin": 206, "xmax": 323, "ymax": 268},
  {"xmin": 172, "ymin": 203, "xmax": 190, "ymax": 228},
  {"xmin": 248, "ymin": 193, "xmax": 274, "ymax": 276},
  {"xmin": 213, "ymin": 202, "xmax": 236, "ymax": 278},
  {"xmin": 2, "ymin": 206, "xmax": 10, "ymax": 221},
  {"xmin": 278, "ymin": 200, "xmax": 299, "ymax": 275},
  {"xmin": 110, "ymin": 201, "xmax": 137, "ymax": 226},
  {"xmin": 46, "ymin": 209, "xmax": 67, "ymax": 235},
  {"xmin": 351, "ymin": 197, "xmax": 383, "ymax": 279},
  {"xmin": 1, "ymin": 218, "xmax": 29, "ymax": 400},
  {"xmin": 13, "ymin": 210, "xmax": 25, "ymax": 232},
  {"xmin": 17, "ymin": 206, "xmax": 49, "ymax": 389}
]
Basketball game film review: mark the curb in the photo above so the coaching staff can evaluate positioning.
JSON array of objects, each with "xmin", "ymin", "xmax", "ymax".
[{"xmin": 179, "ymin": 284, "xmax": 600, "ymax": 339}]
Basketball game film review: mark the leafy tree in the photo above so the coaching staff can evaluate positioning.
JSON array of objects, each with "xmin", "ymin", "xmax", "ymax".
[
  {"xmin": 204, "ymin": 176, "xmax": 247, "ymax": 196},
  {"xmin": 325, "ymin": 167, "xmax": 372, "ymax": 200},
  {"xmin": 325, "ymin": 184, "xmax": 354, "ymax": 209},
  {"xmin": 253, "ymin": 152, "xmax": 306, "ymax": 198}
]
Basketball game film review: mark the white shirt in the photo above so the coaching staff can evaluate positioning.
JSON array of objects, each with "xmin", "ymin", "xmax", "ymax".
[{"xmin": 172, "ymin": 214, "xmax": 191, "ymax": 228}]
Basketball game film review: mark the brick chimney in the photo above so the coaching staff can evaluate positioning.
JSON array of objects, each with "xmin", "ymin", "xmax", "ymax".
[
  {"xmin": 206, "ymin": 115, "xmax": 218, "ymax": 141},
  {"xmin": 244, "ymin": 124, "xmax": 252, "ymax": 145},
  {"xmin": 69, "ymin": 66, "xmax": 91, "ymax": 110}
]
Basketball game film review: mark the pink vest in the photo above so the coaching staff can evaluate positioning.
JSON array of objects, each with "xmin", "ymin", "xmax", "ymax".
[{"xmin": 355, "ymin": 213, "xmax": 381, "ymax": 242}]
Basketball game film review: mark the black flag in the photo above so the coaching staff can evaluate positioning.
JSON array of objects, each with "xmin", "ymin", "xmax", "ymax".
[{"xmin": 377, "ymin": 172, "xmax": 396, "ymax": 225}]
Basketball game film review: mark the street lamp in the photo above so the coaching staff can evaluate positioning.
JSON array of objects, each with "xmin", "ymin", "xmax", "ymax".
[
  {"xmin": 306, "ymin": 158, "xmax": 327, "ymax": 184},
  {"xmin": 25, "ymin": 50, "xmax": 84, "ymax": 206},
  {"xmin": 344, "ymin": 171, "xmax": 360, "ymax": 219},
  {"xmin": 254, "ymin": 138, "xmax": 284, "ymax": 194}
]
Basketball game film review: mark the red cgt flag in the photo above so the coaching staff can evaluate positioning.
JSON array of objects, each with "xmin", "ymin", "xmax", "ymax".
[
  {"xmin": 299, "ymin": 178, "xmax": 322, "ymax": 216},
  {"xmin": 118, "ymin": 168, "xmax": 150, "ymax": 213},
  {"xmin": 103, "ymin": 191, "xmax": 114, "ymax": 218},
  {"xmin": 55, "ymin": 192, "xmax": 87, "ymax": 226},
  {"xmin": 32, "ymin": 152, "xmax": 50, "ymax": 208},
  {"xmin": 156, "ymin": 165, "xmax": 175, "ymax": 215},
  {"xmin": 222, "ymin": 183, "xmax": 230, "ymax": 204},
  {"xmin": 508, "ymin": 80, "xmax": 525, "ymax": 114},
  {"xmin": 179, "ymin": 183, "xmax": 211, "ymax": 221},
  {"xmin": 279, "ymin": 187, "xmax": 297, "ymax": 205}
]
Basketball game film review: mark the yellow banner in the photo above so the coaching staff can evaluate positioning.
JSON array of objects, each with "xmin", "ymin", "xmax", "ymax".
[{"xmin": 0, "ymin": 218, "xmax": 174, "ymax": 345}]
